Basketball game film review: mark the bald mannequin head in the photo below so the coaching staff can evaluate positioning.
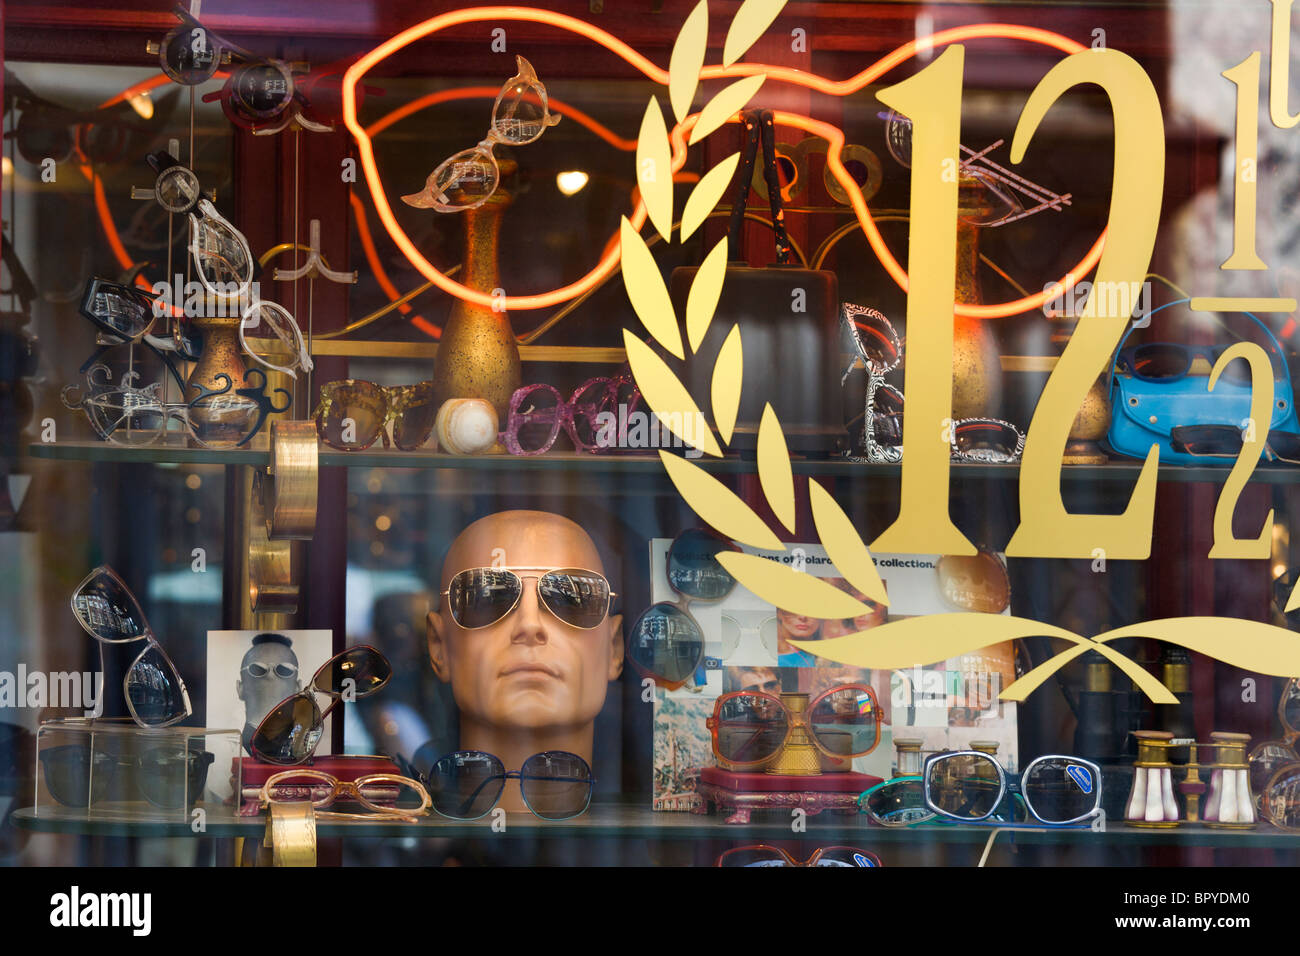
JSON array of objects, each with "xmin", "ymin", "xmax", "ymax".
[{"xmin": 427, "ymin": 510, "xmax": 623, "ymax": 776}]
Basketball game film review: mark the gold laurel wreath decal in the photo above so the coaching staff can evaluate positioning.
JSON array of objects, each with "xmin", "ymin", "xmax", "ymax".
[
  {"xmin": 690, "ymin": 76, "xmax": 767, "ymax": 144},
  {"xmin": 723, "ymin": 0, "xmax": 788, "ymax": 67},
  {"xmin": 710, "ymin": 324, "xmax": 743, "ymax": 444},
  {"xmin": 681, "ymin": 154, "xmax": 741, "ymax": 240},
  {"xmin": 621, "ymin": 217, "xmax": 683, "ymax": 358},
  {"xmin": 669, "ymin": 1, "xmax": 709, "ymax": 123},
  {"xmin": 636, "ymin": 98, "xmax": 674, "ymax": 242},
  {"xmin": 624, "ymin": 0, "xmax": 1300, "ymax": 706}
]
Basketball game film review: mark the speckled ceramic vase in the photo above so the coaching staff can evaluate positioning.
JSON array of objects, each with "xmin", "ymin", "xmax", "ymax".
[{"xmin": 432, "ymin": 157, "xmax": 522, "ymax": 422}]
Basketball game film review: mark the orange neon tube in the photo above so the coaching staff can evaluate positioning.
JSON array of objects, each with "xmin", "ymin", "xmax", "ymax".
[{"xmin": 342, "ymin": 7, "xmax": 1099, "ymax": 317}]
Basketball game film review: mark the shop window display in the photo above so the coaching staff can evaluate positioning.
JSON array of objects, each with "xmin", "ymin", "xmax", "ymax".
[{"xmin": 0, "ymin": 0, "xmax": 1297, "ymax": 895}]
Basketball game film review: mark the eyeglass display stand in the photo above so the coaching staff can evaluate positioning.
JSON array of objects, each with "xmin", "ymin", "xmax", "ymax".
[
  {"xmin": 34, "ymin": 718, "xmax": 241, "ymax": 824},
  {"xmin": 695, "ymin": 693, "xmax": 881, "ymax": 824}
]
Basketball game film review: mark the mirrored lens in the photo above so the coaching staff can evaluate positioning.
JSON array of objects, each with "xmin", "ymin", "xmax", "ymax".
[
  {"xmin": 447, "ymin": 569, "xmax": 524, "ymax": 629},
  {"xmin": 136, "ymin": 748, "xmax": 211, "ymax": 809},
  {"xmin": 317, "ymin": 381, "xmax": 386, "ymax": 450},
  {"xmin": 927, "ymin": 753, "xmax": 1002, "ymax": 819},
  {"xmin": 1249, "ymin": 741, "xmax": 1298, "ymax": 797},
  {"xmin": 952, "ymin": 420, "xmax": 1023, "ymax": 462},
  {"xmin": 714, "ymin": 693, "xmax": 789, "ymax": 766},
  {"xmin": 538, "ymin": 569, "xmax": 610, "ymax": 629},
  {"xmin": 125, "ymin": 642, "xmax": 190, "ymax": 726},
  {"xmin": 511, "ymin": 385, "xmax": 561, "ymax": 453},
  {"xmin": 814, "ymin": 846, "xmax": 879, "ymax": 867},
  {"xmin": 1263, "ymin": 763, "xmax": 1300, "ymax": 831},
  {"xmin": 863, "ymin": 777, "xmax": 933, "ymax": 826},
  {"xmin": 313, "ymin": 646, "xmax": 391, "ymax": 698},
  {"xmin": 251, "ymin": 693, "xmax": 322, "ymax": 765},
  {"xmin": 72, "ymin": 567, "xmax": 151, "ymax": 644},
  {"xmin": 1023, "ymin": 757, "xmax": 1098, "ymax": 823},
  {"xmin": 628, "ymin": 603, "xmax": 703, "ymax": 685},
  {"xmin": 809, "ymin": 685, "xmax": 878, "ymax": 758},
  {"xmin": 391, "ymin": 382, "xmax": 438, "ymax": 450},
  {"xmin": 667, "ymin": 528, "xmax": 737, "ymax": 600},
  {"xmin": 429, "ymin": 751, "xmax": 506, "ymax": 819},
  {"xmin": 520, "ymin": 751, "xmax": 591, "ymax": 820},
  {"xmin": 718, "ymin": 847, "xmax": 790, "ymax": 867}
]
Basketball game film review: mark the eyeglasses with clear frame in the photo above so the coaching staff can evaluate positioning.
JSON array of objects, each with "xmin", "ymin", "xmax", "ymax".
[
  {"xmin": 402, "ymin": 55, "xmax": 561, "ymax": 212},
  {"xmin": 188, "ymin": 198, "xmax": 255, "ymax": 301},
  {"xmin": 259, "ymin": 769, "xmax": 431, "ymax": 823}
]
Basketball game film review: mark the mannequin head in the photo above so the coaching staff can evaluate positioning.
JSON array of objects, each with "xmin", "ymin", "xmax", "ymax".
[
  {"xmin": 427, "ymin": 510, "xmax": 623, "ymax": 775},
  {"xmin": 237, "ymin": 634, "xmax": 300, "ymax": 730}
]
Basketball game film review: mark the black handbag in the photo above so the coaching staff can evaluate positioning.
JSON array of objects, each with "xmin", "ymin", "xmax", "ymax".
[{"xmin": 668, "ymin": 109, "xmax": 843, "ymax": 455}]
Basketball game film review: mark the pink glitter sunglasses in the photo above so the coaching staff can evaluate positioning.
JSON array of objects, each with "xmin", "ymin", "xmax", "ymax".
[{"xmin": 499, "ymin": 377, "xmax": 642, "ymax": 456}]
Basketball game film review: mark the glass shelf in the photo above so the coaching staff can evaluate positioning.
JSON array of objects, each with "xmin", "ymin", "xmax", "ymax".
[
  {"xmin": 13, "ymin": 805, "xmax": 1300, "ymax": 847},
  {"xmin": 26, "ymin": 440, "xmax": 1300, "ymax": 484}
]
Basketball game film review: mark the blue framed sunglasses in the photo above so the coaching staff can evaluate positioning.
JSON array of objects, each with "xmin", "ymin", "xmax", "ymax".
[{"xmin": 923, "ymin": 751, "xmax": 1102, "ymax": 827}]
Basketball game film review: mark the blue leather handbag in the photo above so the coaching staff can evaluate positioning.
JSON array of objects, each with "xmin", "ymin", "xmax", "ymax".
[{"xmin": 1105, "ymin": 299, "xmax": 1300, "ymax": 466}]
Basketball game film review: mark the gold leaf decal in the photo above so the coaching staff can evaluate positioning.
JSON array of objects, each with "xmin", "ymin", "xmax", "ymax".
[
  {"xmin": 689, "ymin": 75, "xmax": 766, "ymax": 145},
  {"xmin": 718, "ymin": 551, "xmax": 874, "ymax": 617},
  {"xmin": 1099, "ymin": 617, "xmax": 1300, "ymax": 679},
  {"xmin": 1001, "ymin": 640, "xmax": 1176, "ymax": 705},
  {"xmin": 687, "ymin": 238, "xmax": 729, "ymax": 353},
  {"xmin": 681, "ymin": 153, "xmax": 740, "ymax": 241},
  {"xmin": 659, "ymin": 452, "xmax": 783, "ymax": 549},
  {"xmin": 620, "ymin": 217, "xmax": 684, "ymax": 359},
  {"xmin": 757, "ymin": 404, "xmax": 795, "ymax": 533},
  {"xmin": 808, "ymin": 480, "xmax": 888, "ymax": 605},
  {"xmin": 636, "ymin": 97, "xmax": 674, "ymax": 241},
  {"xmin": 803, "ymin": 614, "xmax": 1079, "ymax": 670},
  {"xmin": 723, "ymin": 0, "xmax": 789, "ymax": 67},
  {"xmin": 669, "ymin": 0, "xmax": 709, "ymax": 124},
  {"xmin": 711, "ymin": 324, "xmax": 743, "ymax": 445},
  {"xmin": 623, "ymin": 329, "xmax": 721, "ymax": 456}
]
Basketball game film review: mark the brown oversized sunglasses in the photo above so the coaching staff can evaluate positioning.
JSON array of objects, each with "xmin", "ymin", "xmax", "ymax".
[{"xmin": 313, "ymin": 379, "xmax": 436, "ymax": 451}]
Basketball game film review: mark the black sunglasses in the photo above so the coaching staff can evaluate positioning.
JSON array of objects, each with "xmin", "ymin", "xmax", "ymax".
[
  {"xmin": 425, "ymin": 750, "xmax": 593, "ymax": 821},
  {"xmin": 1170, "ymin": 424, "xmax": 1300, "ymax": 464},
  {"xmin": 39, "ymin": 744, "xmax": 213, "ymax": 810}
]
